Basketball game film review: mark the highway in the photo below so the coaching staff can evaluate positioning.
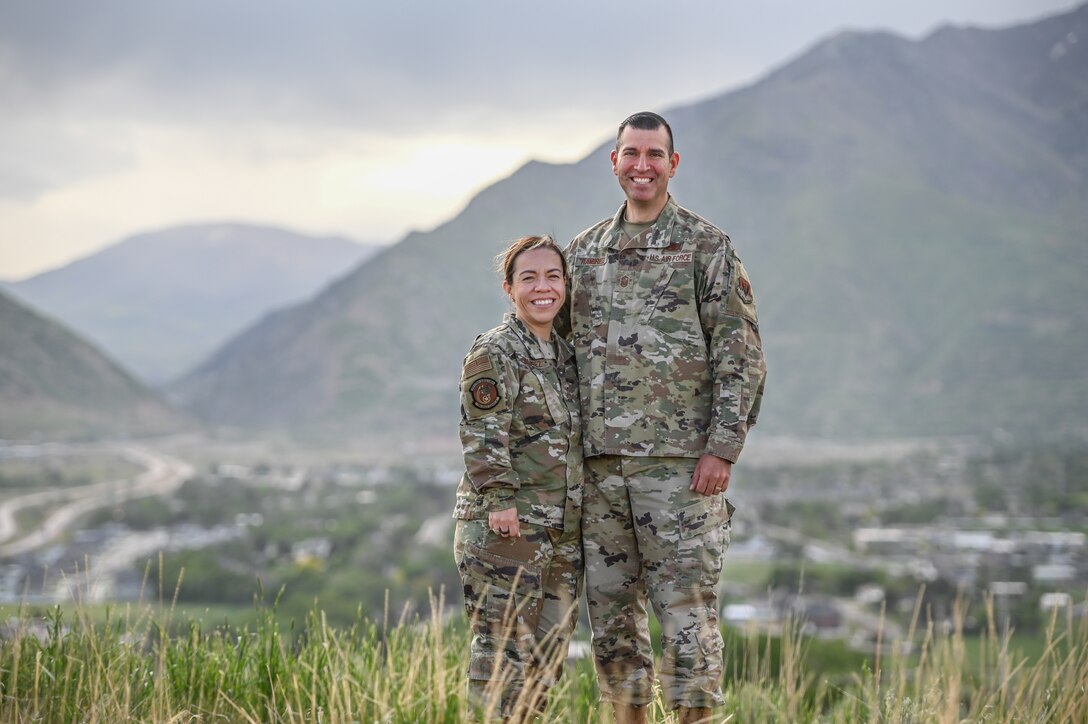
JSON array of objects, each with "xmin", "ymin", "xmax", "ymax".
[{"xmin": 0, "ymin": 445, "xmax": 193, "ymax": 559}]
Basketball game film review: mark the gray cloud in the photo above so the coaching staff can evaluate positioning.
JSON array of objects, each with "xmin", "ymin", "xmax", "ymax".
[
  {"xmin": 4, "ymin": 1, "xmax": 1073, "ymax": 125},
  {"xmin": 0, "ymin": 119, "xmax": 134, "ymax": 199},
  {"xmin": 0, "ymin": 0, "xmax": 1078, "ymax": 198}
]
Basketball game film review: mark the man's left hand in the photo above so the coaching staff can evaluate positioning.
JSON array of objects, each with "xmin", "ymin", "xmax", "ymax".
[{"xmin": 690, "ymin": 454, "xmax": 732, "ymax": 496}]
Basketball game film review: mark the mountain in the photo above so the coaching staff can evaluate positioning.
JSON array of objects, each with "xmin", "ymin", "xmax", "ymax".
[
  {"xmin": 0, "ymin": 288, "xmax": 191, "ymax": 440},
  {"xmin": 3, "ymin": 224, "xmax": 380, "ymax": 384},
  {"xmin": 172, "ymin": 5, "xmax": 1088, "ymax": 444}
]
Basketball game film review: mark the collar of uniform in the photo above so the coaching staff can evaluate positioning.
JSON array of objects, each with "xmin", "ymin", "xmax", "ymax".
[
  {"xmin": 606, "ymin": 196, "xmax": 680, "ymax": 250},
  {"xmin": 503, "ymin": 312, "xmax": 556, "ymax": 361}
]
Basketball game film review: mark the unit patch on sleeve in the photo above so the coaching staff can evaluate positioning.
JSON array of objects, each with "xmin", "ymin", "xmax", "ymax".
[
  {"xmin": 737, "ymin": 276, "xmax": 753, "ymax": 304},
  {"xmin": 469, "ymin": 378, "xmax": 501, "ymax": 410},
  {"xmin": 726, "ymin": 256, "xmax": 758, "ymax": 322}
]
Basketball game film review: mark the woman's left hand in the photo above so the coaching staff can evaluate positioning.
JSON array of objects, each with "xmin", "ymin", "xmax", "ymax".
[{"xmin": 489, "ymin": 507, "xmax": 521, "ymax": 538}]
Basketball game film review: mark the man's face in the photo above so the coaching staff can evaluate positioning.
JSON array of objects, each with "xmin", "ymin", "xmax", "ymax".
[{"xmin": 611, "ymin": 126, "xmax": 679, "ymax": 211}]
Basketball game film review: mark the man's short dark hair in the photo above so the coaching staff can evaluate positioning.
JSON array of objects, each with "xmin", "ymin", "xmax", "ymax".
[{"xmin": 616, "ymin": 111, "xmax": 674, "ymax": 156}]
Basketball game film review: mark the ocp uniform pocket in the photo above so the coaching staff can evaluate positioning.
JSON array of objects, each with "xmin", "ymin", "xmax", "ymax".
[
  {"xmin": 675, "ymin": 496, "xmax": 735, "ymax": 588},
  {"xmin": 459, "ymin": 541, "xmax": 545, "ymax": 651},
  {"xmin": 508, "ymin": 364, "xmax": 556, "ymax": 441},
  {"xmin": 576, "ymin": 265, "xmax": 607, "ymax": 329}
]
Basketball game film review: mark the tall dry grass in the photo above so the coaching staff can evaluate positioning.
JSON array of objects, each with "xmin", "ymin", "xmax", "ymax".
[{"xmin": 0, "ymin": 581, "xmax": 1085, "ymax": 722}]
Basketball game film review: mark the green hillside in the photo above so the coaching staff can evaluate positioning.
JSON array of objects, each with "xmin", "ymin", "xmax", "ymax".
[
  {"xmin": 172, "ymin": 5, "xmax": 1088, "ymax": 443},
  {"xmin": 0, "ymin": 289, "xmax": 191, "ymax": 440},
  {"xmin": 3, "ymin": 223, "xmax": 377, "ymax": 384},
  {"xmin": 665, "ymin": 9, "xmax": 1088, "ymax": 436}
]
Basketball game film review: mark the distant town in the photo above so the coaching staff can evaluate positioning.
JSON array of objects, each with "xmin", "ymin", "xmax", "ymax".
[{"xmin": 2, "ymin": 432, "xmax": 1086, "ymax": 657}]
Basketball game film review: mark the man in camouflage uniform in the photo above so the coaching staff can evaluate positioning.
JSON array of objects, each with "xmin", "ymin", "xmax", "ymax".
[
  {"xmin": 558, "ymin": 112, "xmax": 766, "ymax": 724},
  {"xmin": 454, "ymin": 251, "xmax": 584, "ymax": 721}
]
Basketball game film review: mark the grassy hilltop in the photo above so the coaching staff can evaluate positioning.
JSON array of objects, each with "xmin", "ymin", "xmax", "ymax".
[{"xmin": 1, "ymin": 591, "xmax": 1085, "ymax": 723}]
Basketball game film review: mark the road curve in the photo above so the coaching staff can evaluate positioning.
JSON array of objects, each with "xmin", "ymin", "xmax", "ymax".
[{"xmin": 0, "ymin": 445, "xmax": 193, "ymax": 559}]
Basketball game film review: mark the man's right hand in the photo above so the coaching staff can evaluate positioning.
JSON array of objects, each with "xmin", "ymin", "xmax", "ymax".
[{"xmin": 690, "ymin": 453, "xmax": 731, "ymax": 496}]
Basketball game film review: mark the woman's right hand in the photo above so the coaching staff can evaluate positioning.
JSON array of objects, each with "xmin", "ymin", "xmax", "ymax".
[{"xmin": 489, "ymin": 507, "xmax": 521, "ymax": 538}]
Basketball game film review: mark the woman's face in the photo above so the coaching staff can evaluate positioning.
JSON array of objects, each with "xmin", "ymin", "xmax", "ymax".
[{"xmin": 502, "ymin": 247, "xmax": 566, "ymax": 339}]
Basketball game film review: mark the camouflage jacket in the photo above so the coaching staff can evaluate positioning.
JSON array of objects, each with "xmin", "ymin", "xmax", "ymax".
[
  {"xmin": 557, "ymin": 197, "xmax": 766, "ymax": 463},
  {"xmin": 453, "ymin": 313, "xmax": 583, "ymax": 531}
]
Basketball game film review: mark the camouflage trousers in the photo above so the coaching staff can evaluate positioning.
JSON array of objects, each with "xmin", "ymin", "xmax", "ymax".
[
  {"xmin": 583, "ymin": 455, "xmax": 734, "ymax": 709},
  {"xmin": 454, "ymin": 519, "xmax": 583, "ymax": 719}
]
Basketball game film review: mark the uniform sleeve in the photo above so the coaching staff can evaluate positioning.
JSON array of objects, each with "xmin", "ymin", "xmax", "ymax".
[
  {"xmin": 698, "ymin": 243, "xmax": 767, "ymax": 463},
  {"xmin": 459, "ymin": 343, "xmax": 521, "ymax": 509}
]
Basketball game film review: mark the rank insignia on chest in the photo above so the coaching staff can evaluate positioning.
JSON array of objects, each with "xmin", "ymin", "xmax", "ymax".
[
  {"xmin": 469, "ymin": 378, "xmax": 501, "ymax": 410},
  {"xmin": 526, "ymin": 359, "xmax": 550, "ymax": 369}
]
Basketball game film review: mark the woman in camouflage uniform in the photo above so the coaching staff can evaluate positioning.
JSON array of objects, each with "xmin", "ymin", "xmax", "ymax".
[{"xmin": 453, "ymin": 235, "xmax": 584, "ymax": 720}]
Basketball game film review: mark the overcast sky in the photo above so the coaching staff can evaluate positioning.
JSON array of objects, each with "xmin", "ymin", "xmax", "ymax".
[{"xmin": 0, "ymin": 0, "xmax": 1079, "ymax": 279}]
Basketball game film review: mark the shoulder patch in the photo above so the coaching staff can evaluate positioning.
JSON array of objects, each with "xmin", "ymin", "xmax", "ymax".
[
  {"xmin": 726, "ymin": 256, "xmax": 758, "ymax": 322},
  {"xmin": 737, "ymin": 276, "xmax": 753, "ymax": 304},
  {"xmin": 469, "ymin": 378, "xmax": 501, "ymax": 410},
  {"xmin": 463, "ymin": 354, "xmax": 493, "ymax": 378}
]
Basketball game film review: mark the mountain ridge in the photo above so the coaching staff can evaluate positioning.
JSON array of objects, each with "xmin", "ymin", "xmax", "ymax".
[
  {"xmin": 173, "ymin": 4, "xmax": 1088, "ymax": 443},
  {"xmin": 4, "ymin": 223, "xmax": 380, "ymax": 383},
  {"xmin": 0, "ymin": 288, "xmax": 191, "ymax": 440}
]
